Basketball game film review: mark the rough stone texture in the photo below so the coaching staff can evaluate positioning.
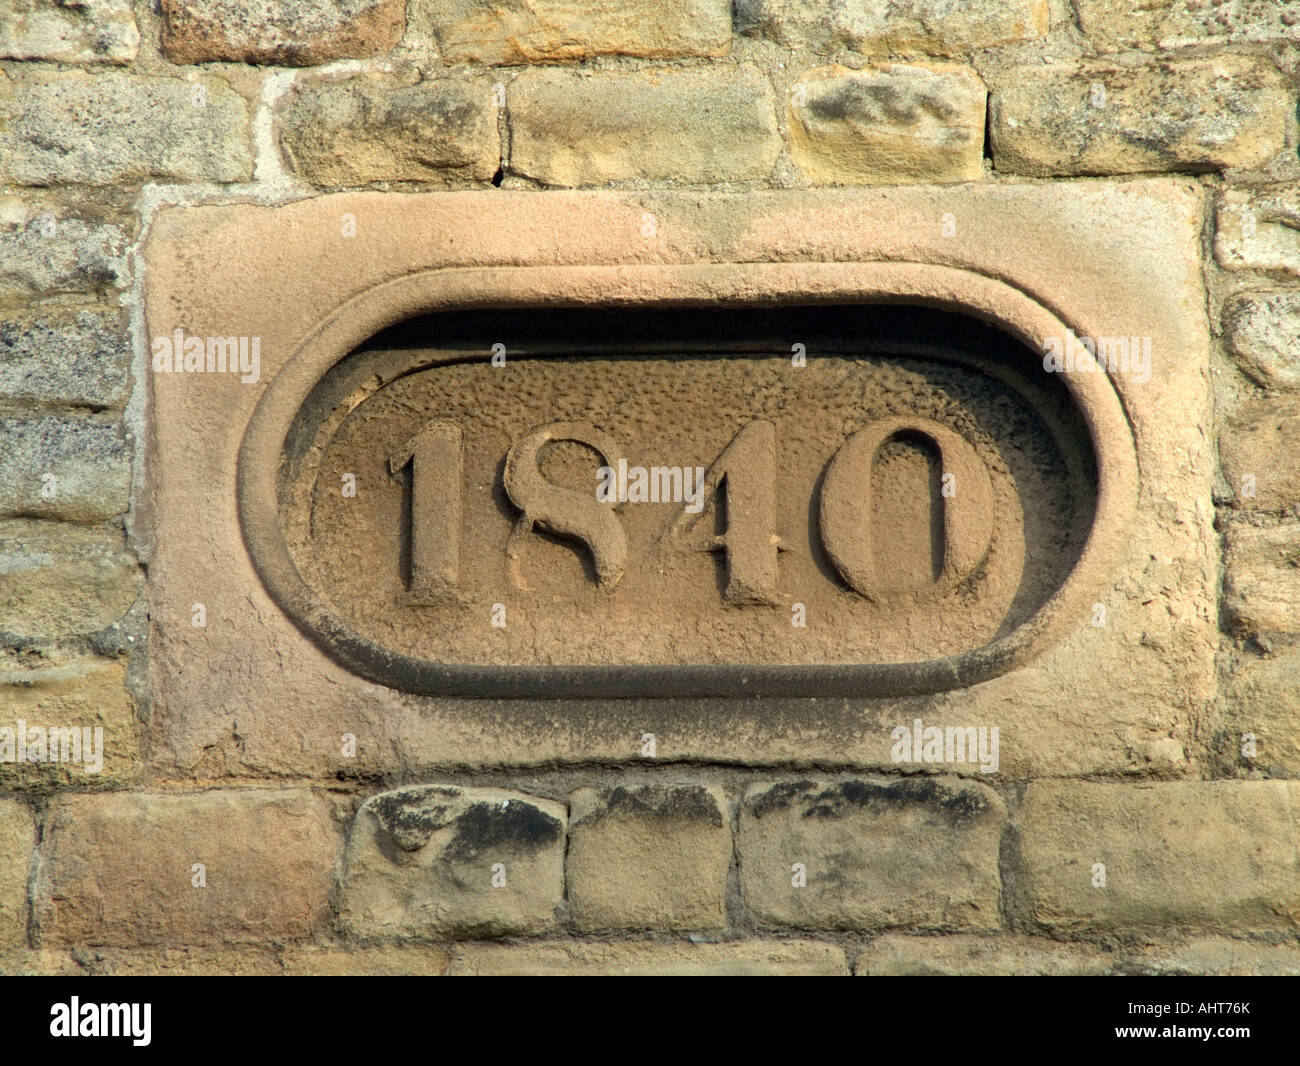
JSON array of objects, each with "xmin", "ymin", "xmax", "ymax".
[
  {"xmin": 0, "ymin": 521, "xmax": 139, "ymax": 640},
  {"xmin": 0, "ymin": 0, "xmax": 138, "ymax": 63},
  {"xmin": 0, "ymin": 416, "xmax": 129, "ymax": 523},
  {"xmin": 0, "ymin": 656, "xmax": 140, "ymax": 789},
  {"xmin": 1128, "ymin": 937, "xmax": 1300, "ymax": 976},
  {"xmin": 1017, "ymin": 781, "xmax": 1300, "ymax": 934},
  {"xmin": 283, "ymin": 945, "xmax": 449, "ymax": 975},
  {"xmin": 1224, "ymin": 291, "xmax": 1300, "ymax": 390},
  {"xmin": 71, "ymin": 946, "xmax": 284, "ymax": 975},
  {"xmin": 989, "ymin": 57, "xmax": 1288, "ymax": 176},
  {"xmin": 417, "ymin": 0, "xmax": 731, "ymax": 65},
  {"xmin": 0, "ymin": 799, "xmax": 34, "ymax": 948},
  {"xmin": 450, "ymin": 939, "xmax": 848, "ymax": 975},
  {"xmin": 856, "ymin": 934, "xmax": 1117, "ymax": 975},
  {"xmin": 0, "ymin": 949, "xmax": 81, "ymax": 975},
  {"xmin": 1219, "ymin": 398, "xmax": 1300, "ymax": 512},
  {"xmin": 143, "ymin": 182, "xmax": 1215, "ymax": 779},
  {"xmin": 1223, "ymin": 521, "xmax": 1300, "ymax": 638},
  {"xmin": 855, "ymin": 933, "xmax": 1300, "ymax": 975},
  {"xmin": 0, "ymin": 308, "xmax": 130, "ymax": 409},
  {"xmin": 0, "ymin": 70, "xmax": 252, "ymax": 187},
  {"xmin": 508, "ymin": 68, "xmax": 781, "ymax": 185},
  {"xmin": 35, "ymin": 790, "xmax": 337, "ymax": 947},
  {"xmin": 739, "ymin": 778, "xmax": 1005, "ymax": 932},
  {"xmin": 340, "ymin": 785, "xmax": 565, "ymax": 939},
  {"xmin": 1078, "ymin": 0, "xmax": 1300, "ymax": 50},
  {"xmin": 567, "ymin": 784, "xmax": 730, "ymax": 932},
  {"xmin": 788, "ymin": 64, "xmax": 985, "ymax": 185},
  {"xmin": 280, "ymin": 76, "xmax": 499, "ymax": 187},
  {"xmin": 0, "ymin": 202, "xmax": 128, "ymax": 303},
  {"xmin": 160, "ymin": 0, "xmax": 404, "ymax": 65},
  {"xmin": 736, "ymin": 0, "xmax": 1046, "ymax": 55},
  {"xmin": 1222, "ymin": 649, "xmax": 1300, "ymax": 777},
  {"xmin": 1216, "ymin": 185, "xmax": 1300, "ymax": 278}
]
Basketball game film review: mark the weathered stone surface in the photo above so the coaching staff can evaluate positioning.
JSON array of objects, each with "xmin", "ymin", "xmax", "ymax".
[
  {"xmin": 284, "ymin": 945, "xmax": 449, "ymax": 975},
  {"xmin": 1017, "ymin": 780, "xmax": 1300, "ymax": 933},
  {"xmin": 73, "ymin": 946, "xmax": 283, "ymax": 975},
  {"xmin": 161, "ymin": 0, "xmax": 404, "ymax": 65},
  {"xmin": 508, "ymin": 68, "xmax": 781, "ymax": 185},
  {"xmin": 788, "ymin": 64, "xmax": 985, "ymax": 185},
  {"xmin": 0, "ymin": 521, "xmax": 139, "ymax": 641},
  {"xmin": 417, "ymin": 0, "xmax": 730, "ymax": 64},
  {"xmin": 340, "ymin": 785, "xmax": 565, "ymax": 939},
  {"xmin": 0, "ymin": 949, "xmax": 80, "ymax": 975},
  {"xmin": 1078, "ymin": 0, "xmax": 1300, "ymax": 50},
  {"xmin": 0, "ymin": 70, "xmax": 252, "ymax": 187},
  {"xmin": 0, "ymin": 656, "xmax": 140, "ymax": 789},
  {"xmin": 281, "ymin": 76, "xmax": 498, "ymax": 187},
  {"xmin": 736, "ymin": 0, "xmax": 1046, "ymax": 54},
  {"xmin": 856, "ymin": 934, "xmax": 1116, "ymax": 975},
  {"xmin": 0, "ymin": 416, "xmax": 129, "ymax": 523},
  {"xmin": 1224, "ymin": 291, "xmax": 1300, "ymax": 391},
  {"xmin": 990, "ymin": 57, "xmax": 1288, "ymax": 176},
  {"xmin": 450, "ymin": 939, "xmax": 848, "ymax": 975},
  {"xmin": 36, "ymin": 790, "xmax": 337, "ymax": 946},
  {"xmin": 144, "ymin": 182, "xmax": 1214, "ymax": 779},
  {"xmin": 0, "ymin": 799, "xmax": 34, "ymax": 948},
  {"xmin": 0, "ymin": 0, "xmax": 138, "ymax": 63},
  {"xmin": 1127, "ymin": 937, "xmax": 1300, "ymax": 976},
  {"xmin": 1217, "ymin": 185, "xmax": 1300, "ymax": 278},
  {"xmin": 0, "ymin": 201, "xmax": 128, "ymax": 302},
  {"xmin": 0, "ymin": 308, "xmax": 130, "ymax": 409},
  {"xmin": 1219, "ymin": 398, "xmax": 1300, "ymax": 512},
  {"xmin": 1223, "ymin": 649, "xmax": 1300, "ymax": 777},
  {"xmin": 567, "ymin": 784, "xmax": 730, "ymax": 932},
  {"xmin": 739, "ymin": 778, "xmax": 1005, "ymax": 932},
  {"xmin": 1223, "ymin": 521, "xmax": 1300, "ymax": 638}
]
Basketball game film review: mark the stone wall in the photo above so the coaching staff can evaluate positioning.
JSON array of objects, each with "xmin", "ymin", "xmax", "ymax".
[{"xmin": 1, "ymin": 0, "xmax": 1299, "ymax": 976}]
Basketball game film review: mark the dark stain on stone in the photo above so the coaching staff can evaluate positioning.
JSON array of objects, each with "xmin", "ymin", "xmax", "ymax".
[
  {"xmin": 368, "ymin": 785, "xmax": 461, "ymax": 851},
  {"xmin": 745, "ymin": 780, "xmax": 816, "ymax": 819},
  {"xmin": 800, "ymin": 778, "xmax": 992, "ymax": 827},
  {"xmin": 581, "ymin": 785, "xmax": 722, "ymax": 828},
  {"xmin": 442, "ymin": 800, "xmax": 562, "ymax": 863}
]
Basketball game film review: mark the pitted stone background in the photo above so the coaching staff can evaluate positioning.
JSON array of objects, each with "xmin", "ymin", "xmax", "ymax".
[{"xmin": 0, "ymin": 0, "xmax": 1298, "ymax": 976}]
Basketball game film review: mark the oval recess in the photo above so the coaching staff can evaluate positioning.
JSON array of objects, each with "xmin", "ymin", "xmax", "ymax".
[{"xmin": 238, "ymin": 262, "xmax": 1138, "ymax": 698}]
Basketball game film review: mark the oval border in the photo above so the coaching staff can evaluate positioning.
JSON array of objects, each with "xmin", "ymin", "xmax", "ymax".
[{"xmin": 237, "ymin": 261, "xmax": 1139, "ymax": 698}]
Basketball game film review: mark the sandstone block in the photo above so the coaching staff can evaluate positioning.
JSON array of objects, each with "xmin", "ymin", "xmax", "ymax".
[
  {"xmin": 735, "ymin": 0, "xmax": 1046, "ymax": 55},
  {"xmin": 508, "ymin": 68, "xmax": 781, "ymax": 186},
  {"xmin": 0, "ymin": 308, "xmax": 131, "ymax": 409},
  {"xmin": 1017, "ymin": 780, "xmax": 1300, "ymax": 933},
  {"xmin": 990, "ymin": 57, "xmax": 1288, "ymax": 176},
  {"xmin": 0, "ymin": 799, "xmax": 34, "ymax": 948},
  {"xmin": 0, "ymin": 70, "xmax": 252, "ymax": 187},
  {"xmin": 340, "ymin": 785, "xmax": 565, "ymax": 939},
  {"xmin": 567, "ymin": 784, "xmax": 730, "ymax": 932},
  {"xmin": 36, "ymin": 790, "xmax": 338, "ymax": 946},
  {"xmin": 1219, "ymin": 398, "xmax": 1300, "ymax": 512},
  {"xmin": 0, "ymin": 416, "xmax": 130, "ymax": 523},
  {"xmin": 1224, "ymin": 290, "xmax": 1300, "ymax": 391},
  {"xmin": 0, "ymin": 0, "xmax": 138, "ymax": 63},
  {"xmin": 281, "ymin": 76, "xmax": 498, "ymax": 187},
  {"xmin": 1217, "ymin": 185, "xmax": 1300, "ymax": 278},
  {"xmin": 161, "ymin": 0, "xmax": 404, "ymax": 65},
  {"xmin": 416, "ymin": 0, "xmax": 730, "ymax": 65},
  {"xmin": 739, "ymin": 778, "xmax": 1005, "ymax": 932},
  {"xmin": 450, "ymin": 938, "xmax": 848, "ymax": 975},
  {"xmin": 788, "ymin": 64, "xmax": 985, "ymax": 185}
]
